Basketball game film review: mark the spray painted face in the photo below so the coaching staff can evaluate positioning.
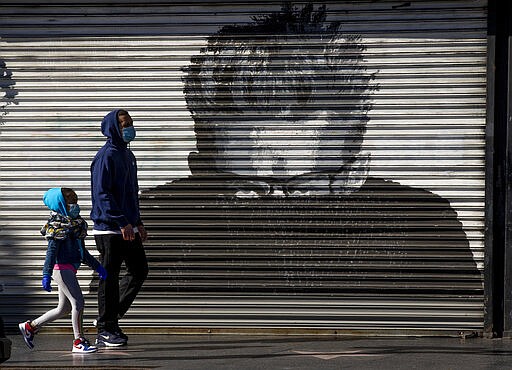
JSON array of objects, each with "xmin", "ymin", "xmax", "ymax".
[
  {"xmin": 211, "ymin": 109, "xmax": 370, "ymax": 197},
  {"xmin": 184, "ymin": 29, "xmax": 375, "ymax": 197}
]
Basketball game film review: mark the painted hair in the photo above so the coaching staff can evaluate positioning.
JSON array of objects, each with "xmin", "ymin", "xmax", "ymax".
[{"xmin": 183, "ymin": 2, "xmax": 377, "ymax": 156}]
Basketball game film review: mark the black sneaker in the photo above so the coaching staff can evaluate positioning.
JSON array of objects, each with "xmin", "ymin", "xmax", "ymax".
[
  {"xmin": 95, "ymin": 330, "xmax": 126, "ymax": 347},
  {"xmin": 114, "ymin": 327, "xmax": 128, "ymax": 343}
]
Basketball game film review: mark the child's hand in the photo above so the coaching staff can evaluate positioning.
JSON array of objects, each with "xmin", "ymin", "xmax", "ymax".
[
  {"xmin": 42, "ymin": 275, "xmax": 52, "ymax": 292},
  {"xmin": 96, "ymin": 265, "xmax": 108, "ymax": 280}
]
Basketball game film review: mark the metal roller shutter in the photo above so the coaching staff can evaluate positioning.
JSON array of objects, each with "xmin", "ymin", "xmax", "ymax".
[{"xmin": 0, "ymin": 0, "xmax": 486, "ymax": 335}]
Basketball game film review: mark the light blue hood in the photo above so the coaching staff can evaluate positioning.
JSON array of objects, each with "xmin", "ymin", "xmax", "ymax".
[{"xmin": 43, "ymin": 187, "xmax": 68, "ymax": 217}]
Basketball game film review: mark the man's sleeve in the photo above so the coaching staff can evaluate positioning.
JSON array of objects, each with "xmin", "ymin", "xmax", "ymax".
[
  {"xmin": 92, "ymin": 154, "xmax": 129, "ymax": 228},
  {"xmin": 133, "ymin": 153, "xmax": 143, "ymax": 226}
]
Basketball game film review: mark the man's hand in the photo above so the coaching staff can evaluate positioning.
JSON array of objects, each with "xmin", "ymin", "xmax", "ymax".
[
  {"xmin": 121, "ymin": 224, "xmax": 135, "ymax": 241},
  {"xmin": 138, "ymin": 224, "xmax": 148, "ymax": 242}
]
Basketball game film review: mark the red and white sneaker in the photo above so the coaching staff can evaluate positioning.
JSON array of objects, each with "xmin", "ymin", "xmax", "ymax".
[
  {"xmin": 18, "ymin": 321, "xmax": 35, "ymax": 349},
  {"xmin": 72, "ymin": 337, "xmax": 98, "ymax": 353}
]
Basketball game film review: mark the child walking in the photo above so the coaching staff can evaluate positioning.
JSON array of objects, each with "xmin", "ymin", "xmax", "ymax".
[{"xmin": 18, "ymin": 187, "xmax": 107, "ymax": 353}]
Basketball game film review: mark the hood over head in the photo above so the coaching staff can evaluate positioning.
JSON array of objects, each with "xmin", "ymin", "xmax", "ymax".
[
  {"xmin": 101, "ymin": 109, "xmax": 127, "ymax": 148},
  {"xmin": 43, "ymin": 187, "xmax": 68, "ymax": 216}
]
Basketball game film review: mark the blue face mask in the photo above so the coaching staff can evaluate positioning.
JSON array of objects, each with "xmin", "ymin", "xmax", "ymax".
[
  {"xmin": 122, "ymin": 126, "xmax": 136, "ymax": 143},
  {"xmin": 68, "ymin": 204, "xmax": 80, "ymax": 219}
]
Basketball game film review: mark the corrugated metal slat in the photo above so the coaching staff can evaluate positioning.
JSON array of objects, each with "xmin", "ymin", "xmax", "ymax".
[{"xmin": 0, "ymin": 0, "xmax": 486, "ymax": 334}]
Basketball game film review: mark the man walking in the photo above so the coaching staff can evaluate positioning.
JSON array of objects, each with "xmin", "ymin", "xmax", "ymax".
[{"xmin": 90, "ymin": 109, "xmax": 148, "ymax": 347}]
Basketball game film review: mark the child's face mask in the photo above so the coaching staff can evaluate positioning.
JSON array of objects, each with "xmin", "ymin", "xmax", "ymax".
[{"xmin": 68, "ymin": 203, "xmax": 80, "ymax": 219}]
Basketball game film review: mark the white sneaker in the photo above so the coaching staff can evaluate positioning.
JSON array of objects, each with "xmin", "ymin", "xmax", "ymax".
[
  {"xmin": 18, "ymin": 321, "xmax": 35, "ymax": 349},
  {"xmin": 72, "ymin": 337, "xmax": 98, "ymax": 353}
]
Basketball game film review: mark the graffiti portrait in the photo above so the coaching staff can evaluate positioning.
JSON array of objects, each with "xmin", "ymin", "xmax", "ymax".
[
  {"xmin": 142, "ymin": 4, "xmax": 482, "ymax": 296},
  {"xmin": 137, "ymin": 2, "xmax": 479, "ymax": 293}
]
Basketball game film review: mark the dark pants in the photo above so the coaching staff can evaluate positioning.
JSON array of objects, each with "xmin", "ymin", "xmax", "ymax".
[{"xmin": 94, "ymin": 234, "xmax": 148, "ymax": 332}]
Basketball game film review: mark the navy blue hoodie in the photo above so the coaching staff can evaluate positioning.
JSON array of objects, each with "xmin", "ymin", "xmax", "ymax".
[{"xmin": 90, "ymin": 109, "xmax": 142, "ymax": 231}]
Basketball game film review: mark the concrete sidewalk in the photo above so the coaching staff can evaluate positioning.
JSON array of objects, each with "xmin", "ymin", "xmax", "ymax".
[{"xmin": 3, "ymin": 333, "xmax": 512, "ymax": 369}]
